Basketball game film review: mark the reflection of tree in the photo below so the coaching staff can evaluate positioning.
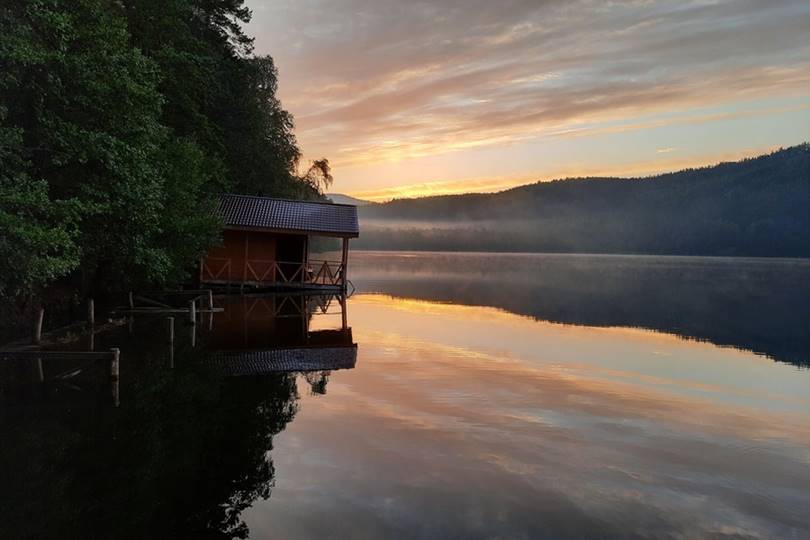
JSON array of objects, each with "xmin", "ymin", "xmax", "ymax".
[
  {"xmin": 0, "ymin": 352, "xmax": 299, "ymax": 539},
  {"xmin": 305, "ymin": 370, "xmax": 331, "ymax": 395}
]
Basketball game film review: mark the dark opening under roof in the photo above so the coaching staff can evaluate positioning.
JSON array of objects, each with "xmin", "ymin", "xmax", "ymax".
[{"xmin": 217, "ymin": 194, "xmax": 359, "ymax": 237}]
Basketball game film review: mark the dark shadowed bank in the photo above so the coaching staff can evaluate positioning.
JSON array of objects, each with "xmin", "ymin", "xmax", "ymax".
[
  {"xmin": 0, "ymin": 316, "xmax": 300, "ymax": 539},
  {"xmin": 357, "ymin": 145, "xmax": 810, "ymax": 257}
]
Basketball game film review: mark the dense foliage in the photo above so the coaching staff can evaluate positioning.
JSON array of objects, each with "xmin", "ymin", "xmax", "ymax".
[
  {"xmin": 358, "ymin": 145, "xmax": 810, "ymax": 257},
  {"xmin": 0, "ymin": 0, "xmax": 315, "ymax": 299}
]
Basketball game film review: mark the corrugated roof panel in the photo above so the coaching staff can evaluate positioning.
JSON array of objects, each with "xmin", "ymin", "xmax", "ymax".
[
  {"xmin": 206, "ymin": 346, "xmax": 358, "ymax": 376},
  {"xmin": 217, "ymin": 194, "xmax": 359, "ymax": 237}
]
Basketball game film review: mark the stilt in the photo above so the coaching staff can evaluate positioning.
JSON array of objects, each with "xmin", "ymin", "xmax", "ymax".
[
  {"xmin": 340, "ymin": 294, "xmax": 348, "ymax": 331},
  {"xmin": 341, "ymin": 237, "xmax": 349, "ymax": 291}
]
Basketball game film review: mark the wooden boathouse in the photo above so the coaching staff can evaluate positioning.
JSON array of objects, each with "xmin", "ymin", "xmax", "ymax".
[{"xmin": 200, "ymin": 194, "xmax": 359, "ymax": 290}]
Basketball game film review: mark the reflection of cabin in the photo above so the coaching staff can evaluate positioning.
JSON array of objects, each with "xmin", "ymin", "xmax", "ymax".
[
  {"xmin": 206, "ymin": 294, "xmax": 357, "ymax": 376},
  {"xmin": 200, "ymin": 194, "xmax": 359, "ymax": 290}
]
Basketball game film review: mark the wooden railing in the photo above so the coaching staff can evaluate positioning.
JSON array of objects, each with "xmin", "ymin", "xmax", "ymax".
[
  {"xmin": 203, "ymin": 258, "xmax": 344, "ymax": 287},
  {"xmin": 201, "ymin": 257, "xmax": 232, "ymax": 281}
]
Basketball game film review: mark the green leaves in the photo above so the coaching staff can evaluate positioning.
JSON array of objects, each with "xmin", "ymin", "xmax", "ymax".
[
  {"xmin": 0, "ymin": 175, "xmax": 80, "ymax": 296},
  {"xmin": 0, "ymin": 0, "xmax": 312, "ymax": 298}
]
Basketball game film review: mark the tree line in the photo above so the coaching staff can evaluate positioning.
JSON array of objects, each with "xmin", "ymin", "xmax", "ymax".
[
  {"xmin": 358, "ymin": 144, "xmax": 810, "ymax": 257},
  {"xmin": 0, "ymin": 0, "xmax": 329, "ymax": 300}
]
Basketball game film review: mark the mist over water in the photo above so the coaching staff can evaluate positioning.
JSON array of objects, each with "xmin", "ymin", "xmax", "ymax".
[{"xmin": 349, "ymin": 251, "xmax": 810, "ymax": 367}]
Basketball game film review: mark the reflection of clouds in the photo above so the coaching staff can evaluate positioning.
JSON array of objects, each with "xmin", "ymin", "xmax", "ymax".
[
  {"xmin": 245, "ymin": 295, "xmax": 810, "ymax": 539},
  {"xmin": 249, "ymin": 0, "xmax": 810, "ymax": 171}
]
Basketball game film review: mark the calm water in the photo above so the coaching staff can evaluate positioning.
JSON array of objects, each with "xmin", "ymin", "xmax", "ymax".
[{"xmin": 2, "ymin": 252, "xmax": 810, "ymax": 539}]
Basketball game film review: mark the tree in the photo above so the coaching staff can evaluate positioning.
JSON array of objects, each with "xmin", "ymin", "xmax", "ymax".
[{"xmin": 0, "ymin": 0, "xmax": 220, "ymax": 293}]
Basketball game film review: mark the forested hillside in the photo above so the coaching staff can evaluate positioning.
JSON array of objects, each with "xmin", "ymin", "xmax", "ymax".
[
  {"xmin": 0, "ymin": 0, "xmax": 327, "ymax": 299},
  {"xmin": 358, "ymin": 145, "xmax": 810, "ymax": 257}
]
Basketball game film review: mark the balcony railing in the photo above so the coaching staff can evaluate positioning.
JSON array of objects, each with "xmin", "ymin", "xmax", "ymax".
[{"xmin": 202, "ymin": 258, "xmax": 345, "ymax": 288}]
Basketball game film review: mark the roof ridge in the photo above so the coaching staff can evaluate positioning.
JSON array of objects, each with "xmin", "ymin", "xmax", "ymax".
[{"xmin": 220, "ymin": 193, "xmax": 358, "ymax": 208}]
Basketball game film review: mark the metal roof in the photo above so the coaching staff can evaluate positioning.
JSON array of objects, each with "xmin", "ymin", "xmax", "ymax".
[
  {"xmin": 206, "ymin": 345, "xmax": 357, "ymax": 376},
  {"xmin": 218, "ymin": 194, "xmax": 359, "ymax": 237}
]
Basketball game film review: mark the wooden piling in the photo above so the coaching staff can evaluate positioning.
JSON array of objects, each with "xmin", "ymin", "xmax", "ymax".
[
  {"xmin": 110, "ymin": 348, "xmax": 120, "ymax": 380},
  {"xmin": 167, "ymin": 317, "xmax": 175, "ymax": 368},
  {"xmin": 33, "ymin": 306, "xmax": 44, "ymax": 345},
  {"xmin": 87, "ymin": 298, "xmax": 95, "ymax": 327}
]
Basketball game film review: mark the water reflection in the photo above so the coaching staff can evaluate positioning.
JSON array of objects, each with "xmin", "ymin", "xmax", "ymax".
[
  {"xmin": 349, "ymin": 251, "xmax": 810, "ymax": 367},
  {"xmin": 244, "ymin": 293, "xmax": 810, "ymax": 539},
  {"xmin": 0, "ymin": 293, "xmax": 355, "ymax": 539}
]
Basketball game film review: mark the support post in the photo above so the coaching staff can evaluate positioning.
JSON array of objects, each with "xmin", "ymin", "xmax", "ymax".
[
  {"xmin": 341, "ymin": 237, "xmax": 349, "ymax": 290},
  {"xmin": 87, "ymin": 298, "xmax": 95, "ymax": 327},
  {"xmin": 128, "ymin": 291, "xmax": 134, "ymax": 309},
  {"xmin": 36, "ymin": 357, "xmax": 44, "ymax": 383},
  {"xmin": 207, "ymin": 290, "xmax": 214, "ymax": 310},
  {"xmin": 340, "ymin": 294, "xmax": 348, "ymax": 331},
  {"xmin": 110, "ymin": 348, "xmax": 120, "ymax": 380},
  {"xmin": 33, "ymin": 306, "xmax": 44, "ymax": 345},
  {"xmin": 189, "ymin": 299, "xmax": 196, "ymax": 324},
  {"xmin": 167, "ymin": 316, "xmax": 175, "ymax": 343}
]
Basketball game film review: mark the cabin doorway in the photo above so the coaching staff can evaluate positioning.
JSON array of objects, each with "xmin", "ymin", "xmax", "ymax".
[{"xmin": 276, "ymin": 234, "xmax": 307, "ymax": 283}]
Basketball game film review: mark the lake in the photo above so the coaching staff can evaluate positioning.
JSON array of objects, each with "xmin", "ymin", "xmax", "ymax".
[{"xmin": 2, "ymin": 251, "xmax": 810, "ymax": 539}]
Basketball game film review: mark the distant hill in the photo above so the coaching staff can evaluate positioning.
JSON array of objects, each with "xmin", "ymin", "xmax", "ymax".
[
  {"xmin": 357, "ymin": 144, "xmax": 810, "ymax": 257},
  {"xmin": 326, "ymin": 193, "xmax": 372, "ymax": 206}
]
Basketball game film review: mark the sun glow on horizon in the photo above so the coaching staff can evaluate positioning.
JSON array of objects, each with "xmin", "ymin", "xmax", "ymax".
[{"xmin": 348, "ymin": 143, "xmax": 790, "ymax": 201}]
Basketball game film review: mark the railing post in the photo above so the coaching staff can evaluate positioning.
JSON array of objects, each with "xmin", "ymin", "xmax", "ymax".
[{"xmin": 189, "ymin": 299, "xmax": 196, "ymax": 324}]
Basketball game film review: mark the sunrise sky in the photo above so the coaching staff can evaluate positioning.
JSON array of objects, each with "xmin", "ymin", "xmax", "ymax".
[{"xmin": 246, "ymin": 0, "xmax": 810, "ymax": 201}]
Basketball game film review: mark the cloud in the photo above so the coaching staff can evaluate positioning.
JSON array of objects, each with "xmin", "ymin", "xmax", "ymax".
[{"xmin": 246, "ymin": 0, "xmax": 810, "ymax": 171}]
